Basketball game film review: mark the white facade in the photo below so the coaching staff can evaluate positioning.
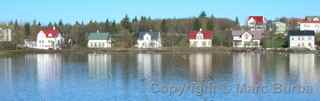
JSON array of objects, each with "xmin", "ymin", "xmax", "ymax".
[
  {"xmin": 247, "ymin": 17, "xmax": 267, "ymax": 31},
  {"xmin": 189, "ymin": 31, "xmax": 212, "ymax": 47},
  {"xmin": 137, "ymin": 33, "xmax": 161, "ymax": 48},
  {"xmin": 36, "ymin": 30, "xmax": 64, "ymax": 50},
  {"xmin": 233, "ymin": 32, "xmax": 261, "ymax": 48},
  {"xmin": 299, "ymin": 22, "xmax": 320, "ymax": 33},
  {"xmin": 88, "ymin": 40, "xmax": 111, "ymax": 48},
  {"xmin": 274, "ymin": 22, "xmax": 287, "ymax": 34},
  {"xmin": 0, "ymin": 28, "xmax": 12, "ymax": 42},
  {"xmin": 289, "ymin": 35, "xmax": 315, "ymax": 50}
]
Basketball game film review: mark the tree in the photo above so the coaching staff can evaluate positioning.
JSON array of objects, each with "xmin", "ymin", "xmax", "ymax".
[
  {"xmin": 111, "ymin": 21, "xmax": 118, "ymax": 33},
  {"xmin": 235, "ymin": 17, "xmax": 239, "ymax": 25},
  {"xmin": 199, "ymin": 11, "xmax": 207, "ymax": 18},
  {"xmin": 206, "ymin": 16, "xmax": 215, "ymax": 31},
  {"xmin": 192, "ymin": 18, "xmax": 201, "ymax": 30},
  {"xmin": 121, "ymin": 14, "xmax": 131, "ymax": 32},
  {"xmin": 160, "ymin": 19, "xmax": 168, "ymax": 33},
  {"xmin": 24, "ymin": 22, "xmax": 31, "ymax": 38}
]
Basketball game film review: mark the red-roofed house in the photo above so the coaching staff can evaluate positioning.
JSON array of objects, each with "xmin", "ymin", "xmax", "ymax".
[
  {"xmin": 36, "ymin": 27, "xmax": 64, "ymax": 50},
  {"xmin": 188, "ymin": 29, "xmax": 212, "ymax": 47},
  {"xmin": 299, "ymin": 16, "xmax": 320, "ymax": 33},
  {"xmin": 247, "ymin": 16, "xmax": 267, "ymax": 31}
]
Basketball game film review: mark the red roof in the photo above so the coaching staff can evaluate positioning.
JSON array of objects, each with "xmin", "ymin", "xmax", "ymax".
[
  {"xmin": 188, "ymin": 30, "xmax": 213, "ymax": 39},
  {"xmin": 41, "ymin": 27, "xmax": 60, "ymax": 38},
  {"xmin": 248, "ymin": 16, "xmax": 265, "ymax": 25}
]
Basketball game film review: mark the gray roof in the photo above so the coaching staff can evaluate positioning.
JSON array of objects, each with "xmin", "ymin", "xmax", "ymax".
[
  {"xmin": 232, "ymin": 30, "xmax": 264, "ymax": 40},
  {"xmin": 289, "ymin": 30, "xmax": 315, "ymax": 36},
  {"xmin": 137, "ymin": 32, "xmax": 161, "ymax": 40}
]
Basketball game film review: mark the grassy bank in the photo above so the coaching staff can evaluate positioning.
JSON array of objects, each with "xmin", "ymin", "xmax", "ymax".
[{"xmin": 0, "ymin": 47, "xmax": 319, "ymax": 56}]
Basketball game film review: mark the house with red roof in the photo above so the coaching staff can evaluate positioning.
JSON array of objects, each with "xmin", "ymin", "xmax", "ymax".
[
  {"xmin": 188, "ymin": 29, "xmax": 212, "ymax": 47},
  {"xmin": 299, "ymin": 16, "xmax": 320, "ymax": 33},
  {"xmin": 36, "ymin": 27, "xmax": 64, "ymax": 50},
  {"xmin": 247, "ymin": 16, "xmax": 267, "ymax": 31}
]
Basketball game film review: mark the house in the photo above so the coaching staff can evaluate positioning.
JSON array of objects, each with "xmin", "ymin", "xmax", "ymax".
[
  {"xmin": 299, "ymin": 17, "xmax": 320, "ymax": 33},
  {"xmin": 0, "ymin": 27, "xmax": 12, "ymax": 42},
  {"xmin": 136, "ymin": 31, "xmax": 161, "ymax": 48},
  {"xmin": 247, "ymin": 16, "xmax": 267, "ymax": 31},
  {"xmin": 232, "ymin": 30, "xmax": 263, "ymax": 48},
  {"xmin": 36, "ymin": 27, "xmax": 64, "ymax": 50},
  {"xmin": 87, "ymin": 32, "xmax": 111, "ymax": 48},
  {"xmin": 289, "ymin": 30, "xmax": 315, "ymax": 50},
  {"xmin": 273, "ymin": 21, "xmax": 287, "ymax": 34},
  {"xmin": 188, "ymin": 29, "xmax": 212, "ymax": 47}
]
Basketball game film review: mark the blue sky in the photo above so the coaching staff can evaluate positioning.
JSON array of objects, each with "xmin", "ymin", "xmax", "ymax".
[{"xmin": 0, "ymin": 0, "xmax": 319, "ymax": 24}]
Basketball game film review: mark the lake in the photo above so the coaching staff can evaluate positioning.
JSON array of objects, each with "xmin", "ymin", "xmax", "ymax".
[{"xmin": 0, "ymin": 52, "xmax": 320, "ymax": 101}]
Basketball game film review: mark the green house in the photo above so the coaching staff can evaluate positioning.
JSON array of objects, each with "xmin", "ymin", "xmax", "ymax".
[{"xmin": 87, "ymin": 32, "xmax": 112, "ymax": 48}]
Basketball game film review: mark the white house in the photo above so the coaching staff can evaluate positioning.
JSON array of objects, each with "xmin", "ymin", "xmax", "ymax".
[
  {"xmin": 247, "ymin": 16, "xmax": 267, "ymax": 31},
  {"xmin": 289, "ymin": 30, "xmax": 316, "ymax": 50},
  {"xmin": 299, "ymin": 17, "xmax": 320, "ymax": 33},
  {"xmin": 0, "ymin": 27, "xmax": 12, "ymax": 42},
  {"xmin": 87, "ymin": 32, "xmax": 111, "ymax": 48},
  {"xmin": 36, "ymin": 27, "xmax": 64, "ymax": 50},
  {"xmin": 136, "ymin": 31, "xmax": 161, "ymax": 48},
  {"xmin": 273, "ymin": 21, "xmax": 287, "ymax": 34},
  {"xmin": 232, "ymin": 30, "xmax": 263, "ymax": 48},
  {"xmin": 188, "ymin": 29, "xmax": 213, "ymax": 47}
]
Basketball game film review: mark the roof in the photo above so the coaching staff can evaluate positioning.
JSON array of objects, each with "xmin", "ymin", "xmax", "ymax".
[
  {"xmin": 232, "ymin": 30, "xmax": 264, "ymax": 40},
  {"xmin": 188, "ymin": 30, "xmax": 213, "ymax": 39},
  {"xmin": 87, "ymin": 32, "xmax": 111, "ymax": 40},
  {"xmin": 137, "ymin": 32, "xmax": 160, "ymax": 40},
  {"xmin": 289, "ymin": 30, "xmax": 315, "ymax": 36},
  {"xmin": 248, "ymin": 16, "xmax": 266, "ymax": 25},
  {"xmin": 41, "ymin": 27, "xmax": 60, "ymax": 38}
]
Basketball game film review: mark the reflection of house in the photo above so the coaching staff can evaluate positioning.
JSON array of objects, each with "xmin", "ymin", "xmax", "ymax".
[
  {"xmin": 289, "ymin": 30, "xmax": 315, "ymax": 50},
  {"xmin": 137, "ymin": 54, "xmax": 162, "ymax": 81},
  {"xmin": 136, "ymin": 31, "xmax": 161, "ymax": 48},
  {"xmin": 232, "ymin": 30, "xmax": 263, "ymax": 48},
  {"xmin": 188, "ymin": 29, "xmax": 212, "ymax": 47},
  {"xmin": 233, "ymin": 53, "xmax": 262, "ymax": 86},
  {"xmin": 0, "ymin": 57, "xmax": 13, "ymax": 101},
  {"xmin": 289, "ymin": 54, "xmax": 318, "ymax": 84},
  {"xmin": 247, "ymin": 16, "xmax": 267, "ymax": 31},
  {"xmin": 88, "ymin": 54, "xmax": 112, "ymax": 79},
  {"xmin": 36, "ymin": 54, "xmax": 62, "ymax": 99},
  {"xmin": 299, "ymin": 16, "xmax": 320, "ymax": 33},
  {"xmin": 87, "ymin": 32, "xmax": 112, "ymax": 48},
  {"xmin": 37, "ymin": 54, "xmax": 62, "ymax": 81},
  {"xmin": 0, "ymin": 27, "xmax": 12, "ymax": 42},
  {"xmin": 36, "ymin": 27, "xmax": 64, "ymax": 50},
  {"xmin": 189, "ymin": 53, "xmax": 212, "ymax": 81}
]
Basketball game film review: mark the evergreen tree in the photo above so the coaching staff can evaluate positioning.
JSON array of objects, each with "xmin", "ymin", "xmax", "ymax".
[
  {"xmin": 111, "ymin": 21, "xmax": 117, "ymax": 33},
  {"xmin": 24, "ymin": 22, "xmax": 31, "ymax": 38},
  {"xmin": 235, "ymin": 17, "xmax": 239, "ymax": 25},
  {"xmin": 199, "ymin": 11, "xmax": 207, "ymax": 18},
  {"xmin": 192, "ymin": 18, "xmax": 201, "ymax": 30},
  {"xmin": 121, "ymin": 14, "xmax": 131, "ymax": 32},
  {"xmin": 206, "ymin": 20, "xmax": 214, "ymax": 31},
  {"xmin": 160, "ymin": 19, "xmax": 168, "ymax": 33}
]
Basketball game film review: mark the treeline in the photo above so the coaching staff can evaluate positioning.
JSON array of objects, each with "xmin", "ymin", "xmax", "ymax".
[{"xmin": 4, "ymin": 11, "xmax": 238, "ymax": 48}]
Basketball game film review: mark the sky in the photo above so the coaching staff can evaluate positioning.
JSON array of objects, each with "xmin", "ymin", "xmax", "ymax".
[{"xmin": 0, "ymin": 0, "xmax": 319, "ymax": 25}]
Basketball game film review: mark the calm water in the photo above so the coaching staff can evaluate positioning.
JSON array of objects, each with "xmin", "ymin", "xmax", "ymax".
[{"xmin": 0, "ymin": 52, "xmax": 320, "ymax": 101}]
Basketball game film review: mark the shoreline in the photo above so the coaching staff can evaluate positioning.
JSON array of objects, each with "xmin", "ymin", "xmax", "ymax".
[{"xmin": 0, "ymin": 47, "xmax": 319, "ymax": 56}]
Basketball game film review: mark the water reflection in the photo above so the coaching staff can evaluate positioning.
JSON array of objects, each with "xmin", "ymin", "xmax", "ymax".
[
  {"xmin": 88, "ymin": 54, "xmax": 112, "ymax": 80},
  {"xmin": 233, "ymin": 53, "xmax": 262, "ymax": 86},
  {"xmin": 0, "ymin": 57, "xmax": 13, "ymax": 100},
  {"xmin": 189, "ymin": 53, "xmax": 212, "ymax": 81},
  {"xmin": 37, "ymin": 54, "xmax": 63, "ymax": 99},
  {"xmin": 137, "ymin": 53, "xmax": 162, "ymax": 81},
  {"xmin": 289, "ymin": 54, "xmax": 319, "ymax": 84}
]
